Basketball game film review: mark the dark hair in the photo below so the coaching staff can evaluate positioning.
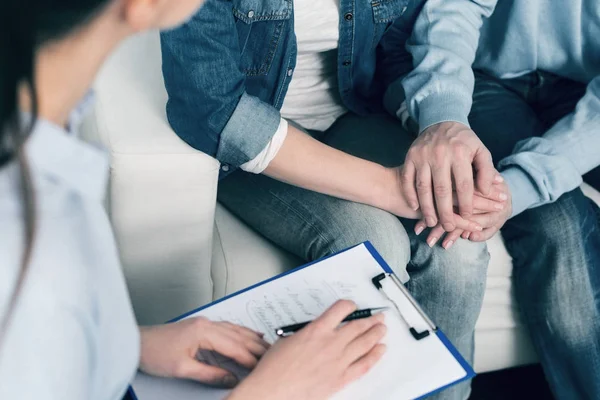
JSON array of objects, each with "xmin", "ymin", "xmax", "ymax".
[{"xmin": 0, "ymin": 0, "xmax": 110, "ymax": 346}]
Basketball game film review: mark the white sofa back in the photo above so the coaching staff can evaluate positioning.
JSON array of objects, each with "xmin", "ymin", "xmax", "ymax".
[{"xmin": 82, "ymin": 31, "xmax": 220, "ymax": 324}]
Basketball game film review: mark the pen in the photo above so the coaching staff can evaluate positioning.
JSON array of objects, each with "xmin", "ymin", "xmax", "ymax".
[{"xmin": 275, "ymin": 307, "xmax": 389, "ymax": 337}]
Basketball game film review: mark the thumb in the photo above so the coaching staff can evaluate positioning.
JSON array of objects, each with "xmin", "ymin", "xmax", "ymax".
[
  {"xmin": 178, "ymin": 360, "xmax": 239, "ymax": 388},
  {"xmin": 472, "ymin": 147, "xmax": 496, "ymax": 195}
]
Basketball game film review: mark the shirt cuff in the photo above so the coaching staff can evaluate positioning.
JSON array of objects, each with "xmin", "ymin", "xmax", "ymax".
[
  {"xmin": 417, "ymin": 93, "xmax": 472, "ymax": 133},
  {"xmin": 240, "ymin": 118, "xmax": 288, "ymax": 174},
  {"xmin": 501, "ymin": 167, "xmax": 543, "ymax": 218},
  {"xmin": 216, "ymin": 92, "xmax": 281, "ymax": 167}
]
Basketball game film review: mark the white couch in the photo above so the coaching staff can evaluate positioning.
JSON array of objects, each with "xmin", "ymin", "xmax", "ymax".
[{"xmin": 82, "ymin": 31, "xmax": 600, "ymax": 374}]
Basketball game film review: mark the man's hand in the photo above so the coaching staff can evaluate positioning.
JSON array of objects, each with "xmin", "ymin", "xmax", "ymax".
[{"xmin": 402, "ymin": 121, "xmax": 500, "ymax": 231}]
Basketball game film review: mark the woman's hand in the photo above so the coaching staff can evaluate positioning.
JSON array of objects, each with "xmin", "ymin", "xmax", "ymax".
[
  {"xmin": 139, "ymin": 318, "xmax": 269, "ymax": 388},
  {"xmin": 228, "ymin": 300, "xmax": 387, "ymax": 400},
  {"xmin": 415, "ymin": 180, "xmax": 512, "ymax": 249}
]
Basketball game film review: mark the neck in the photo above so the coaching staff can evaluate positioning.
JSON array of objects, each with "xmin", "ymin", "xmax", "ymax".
[{"xmin": 20, "ymin": 5, "xmax": 129, "ymax": 128}]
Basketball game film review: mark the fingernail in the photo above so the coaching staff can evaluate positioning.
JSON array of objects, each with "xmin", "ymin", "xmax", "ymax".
[
  {"xmin": 415, "ymin": 225, "xmax": 425, "ymax": 235},
  {"xmin": 495, "ymin": 203, "xmax": 504, "ymax": 210},
  {"xmin": 476, "ymin": 225, "xmax": 483, "ymax": 231},
  {"xmin": 428, "ymin": 237, "xmax": 438, "ymax": 247},
  {"xmin": 499, "ymin": 193, "xmax": 508, "ymax": 201},
  {"xmin": 444, "ymin": 240, "xmax": 454, "ymax": 250},
  {"xmin": 465, "ymin": 232, "xmax": 471, "ymax": 240},
  {"xmin": 495, "ymin": 175, "xmax": 504, "ymax": 183},
  {"xmin": 220, "ymin": 374, "xmax": 239, "ymax": 388},
  {"xmin": 410, "ymin": 201, "xmax": 419, "ymax": 211}
]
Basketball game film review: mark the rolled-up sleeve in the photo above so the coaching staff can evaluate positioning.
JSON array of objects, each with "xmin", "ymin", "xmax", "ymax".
[{"xmin": 160, "ymin": 0, "xmax": 281, "ymax": 168}]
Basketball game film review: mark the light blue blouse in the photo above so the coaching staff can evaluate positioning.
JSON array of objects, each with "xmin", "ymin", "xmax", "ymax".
[{"xmin": 0, "ymin": 112, "xmax": 139, "ymax": 399}]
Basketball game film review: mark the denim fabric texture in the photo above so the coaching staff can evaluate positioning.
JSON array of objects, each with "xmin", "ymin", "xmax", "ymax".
[
  {"xmin": 160, "ymin": 0, "xmax": 430, "ymax": 178},
  {"xmin": 470, "ymin": 70, "xmax": 600, "ymax": 399},
  {"xmin": 218, "ymin": 113, "xmax": 489, "ymax": 400}
]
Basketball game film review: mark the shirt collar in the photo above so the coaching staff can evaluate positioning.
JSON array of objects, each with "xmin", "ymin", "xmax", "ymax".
[{"xmin": 24, "ymin": 93, "xmax": 109, "ymax": 201}]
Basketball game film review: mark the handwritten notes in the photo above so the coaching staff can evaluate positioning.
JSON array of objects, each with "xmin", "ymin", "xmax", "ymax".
[{"xmin": 131, "ymin": 244, "xmax": 471, "ymax": 400}]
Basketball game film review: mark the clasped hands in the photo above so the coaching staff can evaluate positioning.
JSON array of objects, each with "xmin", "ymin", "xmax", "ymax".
[{"xmin": 384, "ymin": 121, "xmax": 512, "ymax": 250}]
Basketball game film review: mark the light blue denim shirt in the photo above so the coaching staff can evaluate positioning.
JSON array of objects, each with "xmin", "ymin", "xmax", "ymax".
[
  {"xmin": 401, "ymin": 0, "xmax": 600, "ymax": 216},
  {"xmin": 0, "ymin": 111, "xmax": 139, "ymax": 399}
]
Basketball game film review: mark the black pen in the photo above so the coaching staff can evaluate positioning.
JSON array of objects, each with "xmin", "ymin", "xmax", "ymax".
[{"xmin": 275, "ymin": 307, "xmax": 389, "ymax": 337}]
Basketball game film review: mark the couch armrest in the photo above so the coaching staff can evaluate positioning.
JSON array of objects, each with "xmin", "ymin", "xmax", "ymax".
[{"xmin": 81, "ymin": 31, "xmax": 219, "ymax": 325}]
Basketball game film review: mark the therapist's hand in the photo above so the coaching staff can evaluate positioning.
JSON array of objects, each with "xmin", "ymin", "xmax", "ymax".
[
  {"xmin": 402, "ymin": 121, "xmax": 500, "ymax": 231},
  {"xmin": 228, "ymin": 300, "xmax": 387, "ymax": 400},
  {"xmin": 139, "ymin": 318, "xmax": 269, "ymax": 388}
]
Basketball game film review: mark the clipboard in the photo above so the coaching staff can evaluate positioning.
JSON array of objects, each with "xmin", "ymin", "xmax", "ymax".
[{"xmin": 128, "ymin": 241, "xmax": 475, "ymax": 400}]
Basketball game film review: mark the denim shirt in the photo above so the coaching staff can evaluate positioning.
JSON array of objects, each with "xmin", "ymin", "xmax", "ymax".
[{"xmin": 161, "ymin": 0, "xmax": 426, "ymax": 178}]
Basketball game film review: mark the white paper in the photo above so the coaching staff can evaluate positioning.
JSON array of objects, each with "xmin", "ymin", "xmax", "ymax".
[{"xmin": 131, "ymin": 244, "xmax": 469, "ymax": 400}]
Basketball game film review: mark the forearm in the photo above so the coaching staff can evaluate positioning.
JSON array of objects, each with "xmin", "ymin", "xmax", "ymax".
[
  {"xmin": 263, "ymin": 124, "xmax": 395, "ymax": 211},
  {"xmin": 499, "ymin": 77, "xmax": 600, "ymax": 216},
  {"xmin": 401, "ymin": 0, "xmax": 497, "ymax": 131}
]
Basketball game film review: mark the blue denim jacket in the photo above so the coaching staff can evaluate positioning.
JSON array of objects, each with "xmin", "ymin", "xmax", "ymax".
[{"xmin": 161, "ymin": 0, "xmax": 426, "ymax": 177}]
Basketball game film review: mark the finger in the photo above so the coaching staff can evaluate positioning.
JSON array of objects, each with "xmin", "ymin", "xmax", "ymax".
[
  {"xmin": 416, "ymin": 165, "xmax": 437, "ymax": 227},
  {"xmin": 442, "ymin": 229, "xmax": 464, "ymax": 250},
  {"xmin": 426, "ymin": 224, "xmax": 446, "ymax": 248},
  {"xmin": 208, "ymin": 332, "xmax": 260, "ymax": 369},
  {"xmin": 176, "ymin": 360, "xmax": 239, "ymax": 388},
  {"xmin": 473, "ymin": 147, "xmax": 496, "ymax": 195},
  {"xmin": 472, "ymin": 195, "xmax": 505, "ymax": 213},
  {"xmin": 469, "ymin": 226, "xmax": 499, "ymax": 242},
  {"xmin": 220, "ymin": 323, "xmax": 270, "ymax": 350},
  {"xmin": 451, "ymin": 157, "xmax": 475, "ymax": 219},
  {"xmin": 217, "ymin": 328, "xmax": 268, "ymax": 358},
  {"xmin": 414, "ymin": 220, "xmax": 427, "ymax": 235},
  {"xmin": 342, "ymin": 344, "xmax": 387, "ymax": 387},
  {"xmin": 401, "ymin": 162, "xmax": 419, "ymax": 211},
  {"xmin": 461, "ymin": 231, "xmax": 471, "ymax": 240},
  {"xmin": 453, "ymin": 213, "xmax": 483, "ymax": 232},
  {"xmin": 431, "ymin": 159, "xmax": 455, "ymax": 231},
  {"xmin": 313, "ymin": 300, "xmax": 357, "ymax": 331},
  {"xmin": 338, "ymin": 314, "xmax": 384, "ymax": 343},
  {"xmin": 344, "ymin": 323, "xmax": 387, "ymax": 365},
  {"xmin": 475, "ymin": 184, "xmax": 508, "ymax": 202}
]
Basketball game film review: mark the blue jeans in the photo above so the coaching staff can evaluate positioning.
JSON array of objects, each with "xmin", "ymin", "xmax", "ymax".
[
  {"xmin": 470, "ymin": 70, "xmax": 600, "ymax": 399},
  {"xmin": 218, "ymin": 113, "xmax": 489, "ymax": 400}
]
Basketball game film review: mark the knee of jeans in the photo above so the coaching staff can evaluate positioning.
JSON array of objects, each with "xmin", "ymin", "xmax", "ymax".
[
  {"xmin": 424, "ymin": 239, "xmax": 489, "ymax": 305},
  {"xmin": 320, "ymin": 214, "xmax": 411, "ymax": 280}
]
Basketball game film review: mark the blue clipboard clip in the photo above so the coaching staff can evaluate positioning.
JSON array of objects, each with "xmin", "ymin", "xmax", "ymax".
[{"xmin": 372, "ymin": 273, "xmax": 437, "ymax": 341}]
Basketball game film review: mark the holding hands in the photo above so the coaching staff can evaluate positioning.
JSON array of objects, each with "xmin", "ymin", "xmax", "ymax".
[{"xmin": 399, "ymin": 121, "xmax": 512, "ymax": 248}]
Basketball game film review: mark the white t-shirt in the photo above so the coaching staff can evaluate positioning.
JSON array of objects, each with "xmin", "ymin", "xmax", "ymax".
[
  {"xmin": 280, "ymin": 0, "xmax": 347, "ymax": 132},
  {"xmin": 0, "ymin": 116, "xmax": 139, "ymax": 399}
]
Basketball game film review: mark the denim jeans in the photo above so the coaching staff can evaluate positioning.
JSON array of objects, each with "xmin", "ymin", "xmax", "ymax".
[
  {"xmin": 470, "ymin": 70, "xmax": 600, "ymax": 399},
  {"xmin": 218, "ymin": 113, "xmax": 489, "ymax": 400}
]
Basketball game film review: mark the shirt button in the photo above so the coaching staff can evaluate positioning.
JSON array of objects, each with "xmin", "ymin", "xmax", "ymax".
[
  {"xmin": 344, "ymin": 12, "xmax": 353, "ymax": 21},
  {"xmin": 247, "ymin": 10, "xmax": 255, "ymax": 18},
  {"xmin": 342, "ymin": 60, "xmax": 351, "ymax": 66},
  {"xmin": 287, "ymin": 68, "xmax": 293, "ymax": 77},
  {"xmin": 221, "ymin": 164, "xmax": 230, "ymax": 172}
]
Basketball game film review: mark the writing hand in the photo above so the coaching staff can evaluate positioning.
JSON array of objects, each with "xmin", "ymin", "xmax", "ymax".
[
  {"xmin": 228, "ymin": 300, "xmax": 386, "ymax": 400},
  {"xmin": 401, "ymin": 122, "xmax": 500, "ymax": 231},
  {"xmin": 139, "ymin": 318, "xmax": 269, "ymax": 388}
]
